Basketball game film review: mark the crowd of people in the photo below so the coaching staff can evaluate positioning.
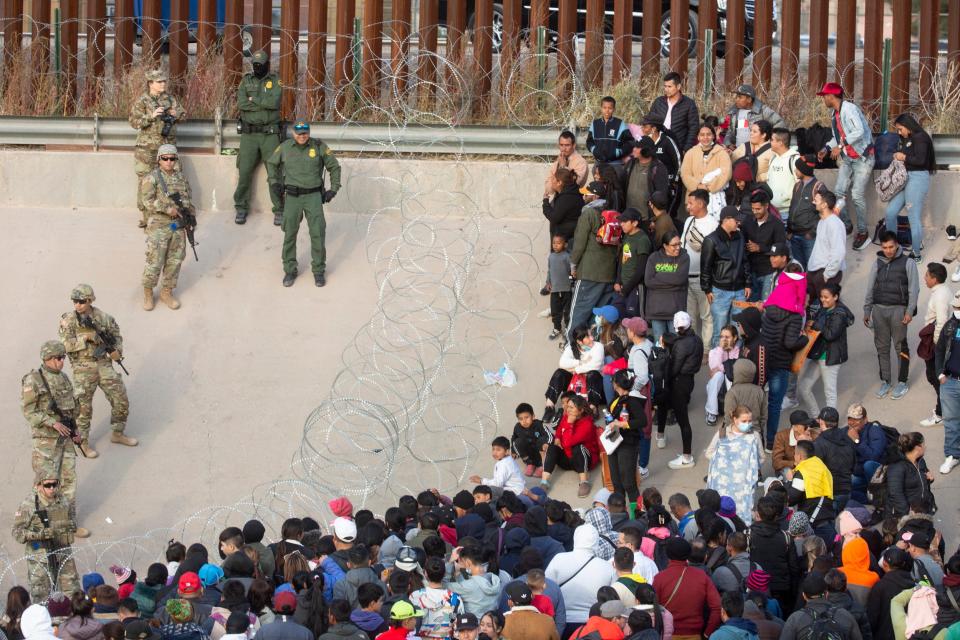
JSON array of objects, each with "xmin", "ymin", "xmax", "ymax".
[{"xmin": 4, "ymin": 70, "xmax": 957, "ymax": 640}]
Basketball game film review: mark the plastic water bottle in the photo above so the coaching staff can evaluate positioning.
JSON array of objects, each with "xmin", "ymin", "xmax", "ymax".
[{"xmin": 602, "ymin": 408, "xmax": 614, "ymax": 425}]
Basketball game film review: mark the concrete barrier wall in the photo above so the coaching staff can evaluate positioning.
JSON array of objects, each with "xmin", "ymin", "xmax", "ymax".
[{"xmin": 1, "ymin": 149, "xmax": 958, "ymax": 229}]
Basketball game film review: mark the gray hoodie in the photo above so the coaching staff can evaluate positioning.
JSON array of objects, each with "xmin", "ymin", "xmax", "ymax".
[
  {"xmin": 332, "ymin": 568, "xmax": 387, "ymax": 610},
  {"xmin": 447, "ymin": 570, "xmax": 501, "ymax": 617}
]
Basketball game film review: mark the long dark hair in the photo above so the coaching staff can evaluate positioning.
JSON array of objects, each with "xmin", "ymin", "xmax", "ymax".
[
  {"xmin": 570, "ymin": 325, "xmax": 591, "ymax": 360},
  {"xmin": 894, "ymin": 113, "xmax": 936, "ymax": 172},
  {"xmin": 3, "ymin": 586, "xmax": 29, "ymax": 638},
  {"xmin": 296, "ymin": 573, "xmax": 328, "ymax": 639},
  {"xmin": 598, "ymin": 164, "xmax": 625, "ymax": 212}
]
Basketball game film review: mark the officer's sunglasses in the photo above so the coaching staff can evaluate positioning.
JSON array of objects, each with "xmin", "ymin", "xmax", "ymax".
[
  {"xmin": 159, "ymin": 155, "xmax": 177, "ymax": 162},
  {"xmin": 293, "ymin": 125, "xmax": 309, "ymax": 133},
  {"xmin": 42, "ymin": 482, "xmax": 59, "ymax": 488}
]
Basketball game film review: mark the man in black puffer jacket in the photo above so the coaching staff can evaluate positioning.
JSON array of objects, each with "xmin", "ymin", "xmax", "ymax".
[
  {"xmin": 648, "ymin": 72, "xmax": 701, "ymax": 154},
  {"xmin": 813, "ymin": 407, "xmax": 857, "ymax": 512},
  {"xmin": 759, "ymin": 296, "xmax": 808, "ymax": 446},
  {"xmin": 749, "ymin": 497, "xmax": 800, "ymax": 616},
  {"xmin": 657, "ymin": 312, "xmax": 704, "ymax": 472}
]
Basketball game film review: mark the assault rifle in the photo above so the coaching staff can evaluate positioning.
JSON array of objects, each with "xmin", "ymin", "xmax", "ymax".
[
  {"xmin": 169, "ymin": 192, "xmax": 199, "ymax": 261},
  {"xmin": 77, "ymin": 314, "xmax": 129, "ymax": 375}
]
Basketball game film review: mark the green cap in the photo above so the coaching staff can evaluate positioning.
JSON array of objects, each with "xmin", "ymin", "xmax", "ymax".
[
  {"xmin": 41, "ymin": 340, "xmax": 66, "ymax": 360},
  {"xmin": 252, "ymin": 51, "xmax": 269, "ymax": 64},
  {"xmin": 389, "ymin": 601, "xmax": 424, "ymax": 621},
  {"xmin": 146, "ymin": 69, "xmax": 167, "ymax": 82}
]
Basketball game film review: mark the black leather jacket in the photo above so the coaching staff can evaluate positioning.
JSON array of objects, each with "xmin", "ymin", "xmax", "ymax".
[{"xmin": 700, "ymin": 228, "xmax": 752, "ymax": 293}]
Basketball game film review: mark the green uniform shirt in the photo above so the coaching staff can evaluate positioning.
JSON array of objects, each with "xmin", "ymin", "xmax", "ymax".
[
  {"xmin": 237, "ymin": 72, "xmax": 282, "ymax": 126},
  {"xmin": 266, "ymin": 137, "xmax": 342, "ymax": 191}
]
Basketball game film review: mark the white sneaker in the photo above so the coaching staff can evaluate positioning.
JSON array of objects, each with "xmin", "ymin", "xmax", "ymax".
[
  {"xmin": 952, "ymin": 266, "xmax": 960, "ymax": 283},
  {"xmin": 668, "ymin": 454, "xmax": 695, "ymax": 470},
  {"xmin": 920, "ymin": 413, "xmax": 943, "ymax": 427},
  {"xmin": 656, "ymin": 435, "xmax": 666, "ymax": 449},
  {"xmin": 940, "ymin": 456, "xmax": 960, "ymax": 474},
  {"xmin": 638, "ymin": 466, "xmax": 649, "ymax": 479},
  {"xmin": 538, "ymin": 307, "xmax": 552, "ymax": 318},
  {"xmin": 780, "ymin": 396, "xmax": 799, "ymax": 411}
]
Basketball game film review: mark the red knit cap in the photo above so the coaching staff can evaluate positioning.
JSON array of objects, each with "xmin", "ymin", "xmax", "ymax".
[{"xmin": 328, "ymin": 496, "xmax": 354, "ymax": 518}]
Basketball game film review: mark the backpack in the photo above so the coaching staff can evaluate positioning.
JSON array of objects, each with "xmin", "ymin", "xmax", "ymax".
[
  {"xmin": 645, "ymin": 346, "xmax": 671, "ymax": 402},
  {"xmin": 596, "ymin": 210, "xmax": 623, "ymax": 246},
  {"xmin": 875, "ymin": 158, "xmax": 907, "ymax": 202},
  {"xmin": 722, "ymin": 559, "xmax": 758, "ymax": 594},
  {"xmin": 871, "ymin": 215, "xmax": 912, "ymax": 247},
  {"xmin": 796, "ymin": 605, "xmax": 846, "ymax": 640},
  {"xmin": 877, "ymin": 424, "xmax": 902, "ymax": 465},
  {"xmin": 643, "ymin": 533, "xmax": 672, "ymax": 571},
  {"xmin": 873, "ymin": 131, "xmax": 901, "ymax": 170},
  {"xmin": 794, "ymin": 124, "xmax": 838, "ymax": 169},
  {"xmin": 732, "ymin": 155, "xmax": 758, "ymax": 182}
]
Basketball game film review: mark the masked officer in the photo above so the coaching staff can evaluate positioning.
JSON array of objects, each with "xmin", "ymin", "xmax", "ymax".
[{"xmin": 234, "ymin": 51, "xmax": 283, "ymax": 225}]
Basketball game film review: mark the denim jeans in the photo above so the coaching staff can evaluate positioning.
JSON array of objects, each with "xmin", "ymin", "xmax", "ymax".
[
  {"xmin": 709, "ymin": 288, "xmax": 745, "ymax": 347},
  {"xmin": 766, "ymin": 367, "xmax": 790, "ymax": 446},
  {"xmin": 941, "ymin": 377, "xmax": 960, "ymax": 458},
  {"xmin": 651, "ymin": 320, "xmax": 674, "ymax": 346},
  {"xmin": 885, "ymin": 170, "xmax": 931, "ymax": 251},
  {"xmin": 851, "ymin": 460, "xmax": 882, "ymax": 504},
  {"xmin": 790, "ymin": 235, "xmax": 817, "ymax": 270},
  {"xmin": 638, "ymin": 436, "xmax": 651, "ymax": 468},
  {"xmin": 835, "ymin": 153, "xmax": 875, "ymax": 234},
  {"xmin": 750, "ymin": 273, "xmax": 774, "ymax": 302}
]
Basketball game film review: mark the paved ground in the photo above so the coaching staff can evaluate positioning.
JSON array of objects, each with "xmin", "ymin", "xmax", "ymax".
[{"xmin": 0, "ymin": 198, "xmax": 957, "ymax": 588}]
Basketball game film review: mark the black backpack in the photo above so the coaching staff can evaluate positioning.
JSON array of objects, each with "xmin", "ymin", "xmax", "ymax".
[
  {"xmin": 645, "ymin": 346, "xmax": 670, "ymax": 402},
  {"xmin": 877, "ymin": 424, "xmax": 902, "ymax": 464},
  {"xmin": 796, "ymin": 606, "xmax": 846, "ymax": 640}
]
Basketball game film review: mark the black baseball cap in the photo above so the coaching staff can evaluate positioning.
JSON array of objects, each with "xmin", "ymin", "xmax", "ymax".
[
  {"xmin": 767, "ymin": 244, "xmax": 790, "ymax": 257},
  {"xmin": 719, "ymin": 205, "xmax": 740, "ymax": 220},
  {"xmin": 505, "ymin": 581, "xmax": 533, "ymax": 606},
  {"xmin": 456, "ymin": 613, "xmax": 479, "ymax": 630}
]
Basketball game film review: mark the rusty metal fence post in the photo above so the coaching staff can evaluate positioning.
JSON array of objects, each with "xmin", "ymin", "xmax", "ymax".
[
  {"xmin": 2, "ymin": 0, "xmax": 24, "ymax": 75},
  {"xmin": 417, "ymin": 0, "xmax": 437, "ymax": 108},
  {"xmin": 556, "ymin": 0, "xmax": 575, "ymax": 95},
  {"xmin": 114, "ymin": 0, "xmax": 134, "ymax": 76},
  {"xmin": 751, "ymin": 0, "xmax": 771, "ymax": 92},
  {"xmin": 723, "ymin": 0, "xmax": 743, "ymax": 88},
  {"xmin": 918, "ymin": 1, "xmax": 939, "ymax": 104},
  {"xmin": 833, "ymin": 0, "xmax": 855, "ymax": 92},
  {"xmin": 31, "ymin": 0, "xmax": 52, "ymax": 75},
  {"xmin": 474, "ymin": 0, "xmax": 493, "ymax": 113},
  {"xmin": 611, "ymin": 0, "xmax": 631, "ymax": 83},
  {"xmin": 389, "ymin": 0, "xmax": 409, "ymax": 97},
  {"xmin": 224, "ymin": 0, "xmax": 243, "ymax": 83},
  {"xmin": 168, "ymin": 0, "xmax": 189, "ymax": 84},
  {"xmin": 141, "ymin": 0, "xmax": 161, "ymax": 61},
  {"xmin": 890, "ymin": 0, "xmax": 910, "ymax": 115},
  {"xmin": 280, "ymin": 0, "xmax": 301, "ymax": 118},
  {"xmin": 862, "ymin": 0, "xmax": 883, "ymax": 116},
  {"xmin": 640, "ymin": 0, "xmax": 660, "ymax": 79},
  {"xmin": 307, "ymin": 0, "xmax": 328, "ymax": 118},
  {"xmin": 251, "ymin": 0, "xmax": 272, "ymax": 55},
  {"xmin": 60, "ymin": 0, "xmax": 78, "ymax": 113},
  {"xmin": 668, "ymin": 0, "xmax": 688, "ymax": 76},
  {"xmin": 778, "ymin": 0, "xmax": 799, "ymax": 91},
  {"xmin": 696, "ymin": 0, "xmax": 716, "ymax": 91},
  {"xmin": 361, "ymin": 0, "xmax": 383, "ymax": 102},
  {"xmin": 807, "ymin": 0, "xmax": 827, "ymax": 92},
  {"xmin": 196, "ymin": 0, "xmax": 217, "ymax": 59},
  {"xmin": 584, "ymin": 0, "xmax": 604, "ymax": 88}
]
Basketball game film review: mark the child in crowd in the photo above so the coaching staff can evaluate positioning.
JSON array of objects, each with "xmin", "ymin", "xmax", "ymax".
[
  {"xmin": 546, "ymin": 235, "xmax": 573, "ymax": 341},
  {"xmin": 704, "ymin": 325, "xmax": 740, "ymax": 426},
  {"xmin": 469, "ymin": 437, "xmax": 526, "ymax": 500},
  {"xmin": 526, "ymin": 569, "xmax": 555, "ymax": 617},
  {"xmin": 510, "ymin": 403, "xmax": 553, "ymax": 478}
]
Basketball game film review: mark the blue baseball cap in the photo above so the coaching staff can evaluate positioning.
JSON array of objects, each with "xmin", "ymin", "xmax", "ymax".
[{"xmin": 592, "ymin": 305, "xmax": 620, "ymax": 324}]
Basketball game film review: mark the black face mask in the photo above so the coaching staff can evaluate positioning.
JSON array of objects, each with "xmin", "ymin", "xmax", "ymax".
[{"xmin": 252, "ymin": 62, "xmax": 269, "ymax": 79}]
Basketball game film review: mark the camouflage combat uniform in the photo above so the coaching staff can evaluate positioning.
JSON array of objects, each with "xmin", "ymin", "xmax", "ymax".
[
  {"xmin": 59, "ymin": 308, "xmax": 129, "ymax": 442},
  {"xmin": 12, "ymin": 484, "xmax": 79, "ymax": 602},
  {"xmin": 140, "ymin": 166, "xmax": 195, "ymax": 291},
  {"xmin": 21, "ymin": 365, "xmax": 78, "ymax": 506},
  {"xmin": 128, "ymin": 86, "xmax": 185, "ymax": 223}
]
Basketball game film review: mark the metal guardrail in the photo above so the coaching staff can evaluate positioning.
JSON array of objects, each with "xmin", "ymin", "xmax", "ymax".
[{"xmin": 0, "ymin": 117, "xmax": 958, "ymax": 166}]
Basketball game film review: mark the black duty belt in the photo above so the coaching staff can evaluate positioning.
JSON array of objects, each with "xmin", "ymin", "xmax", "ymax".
[
  {"xmin": 285, "ymin": 185, "xmax": 323, "ymax": 197},
  {"xmin": 240, "ymin": 122, "xmax": 279, "ymax": 134}
]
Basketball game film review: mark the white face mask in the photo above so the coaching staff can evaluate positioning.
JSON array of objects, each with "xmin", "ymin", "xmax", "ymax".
[
  {"xmin": 737, "ymin": 421, "xmax": 753, "ymax": 433},
  {"xmin": 954, "ymin": 310, "xmax": 960, "ymax": 320}
]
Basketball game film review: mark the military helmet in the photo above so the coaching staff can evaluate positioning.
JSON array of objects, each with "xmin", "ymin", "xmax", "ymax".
[
  {"xmin": 41, "ymin": 340, "xmax": 66, "ymax": 360},
  {"xmin": 34, "ymin": 469, "xmax": 57, "ymax": 486},
  {"xmin": 71, "ymin": 283, "xmax": 95, "ymax": 302},
  {"xmin": 146, "ymin": 69, "xmax": 168, "ymax": 82},
  {"xmin": 157, "ymin": 144, "xmax": 178, "ymax": 159}
]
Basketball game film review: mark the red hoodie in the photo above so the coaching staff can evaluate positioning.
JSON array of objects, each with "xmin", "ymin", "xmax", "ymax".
[{"xmin": 555, "ymin": 415, "xmax": 600, "ymax": 468}]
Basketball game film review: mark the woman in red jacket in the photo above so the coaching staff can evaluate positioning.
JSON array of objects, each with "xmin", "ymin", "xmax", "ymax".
[{"xmin": 539, "ymin": 394, "xmax": 601, "ymax": 498}]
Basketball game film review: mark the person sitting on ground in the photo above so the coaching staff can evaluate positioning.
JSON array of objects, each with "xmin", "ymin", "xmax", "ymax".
[
  {"xmin": 771, "ymin": 410, "xmax": 816, "ymax": 479},
  {"xmin": 510, "ymin": 403, "xmax": 552, "ymax": 478},
  {"xmin": 539, "ymin": 394, "xmax": 600, "ymax": 498},
  {"xmin": 611, "ymin": 547, "xmax": 646, "ymax": 607},
  {"xmin": 546, "ymin": 326, "xmax": 606, "ymax": 414},
  {"xmin": 786, "ymin": 440, "xmax": 836, "ymax": 543},
  {"xmin": 468, "ymin": 437, "xmax": 526, "ymax": 501},
  {"xmin": 705, "ymin": 325, "xmax": 740, "ymax": 426}
]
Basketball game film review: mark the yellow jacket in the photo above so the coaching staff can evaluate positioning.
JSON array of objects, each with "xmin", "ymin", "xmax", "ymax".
[{"xmin": 794, "ymin": 456, "xmax": 833, "ymax": 499}]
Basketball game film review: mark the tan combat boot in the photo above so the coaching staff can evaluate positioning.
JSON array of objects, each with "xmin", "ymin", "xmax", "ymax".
[
  {"xmin": 111, "ymin": 433, "xmax": 139, "ymax": 447},
  {"xmin": 159, "ymin": 288, "xmax": 180, "ymax": 310},
  {"xmin": 79, "ymin": 441, "xmax": 99, "ymax": 458},
  {"xmin": 143, "ymin": 287, "xmax": 155, "ymax": 311},
  {"xmin": 75, "ymin": 527, "xmax": 91, "ymax": 538}
]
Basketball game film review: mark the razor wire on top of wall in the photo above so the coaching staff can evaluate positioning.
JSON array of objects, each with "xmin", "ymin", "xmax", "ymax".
[{"xmin": 0, "ymin": 23, "xmax": 555, "ymax": 603}]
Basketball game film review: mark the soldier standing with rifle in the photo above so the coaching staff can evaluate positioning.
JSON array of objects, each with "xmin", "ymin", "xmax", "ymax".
[
  {"xmin": 266, "ymin": 119, "xmax": 342, "ymax": 288},
  {"xmin": 20, "ymin": 340, "xmax": 89, "ymax": 538},
  {"xmin": 128, "ymin": 69, "xmax": 185, "ymax": 229},
  {"xmin": 12, "ymin": 470, "xmax": 81, "ymax": 602},
  {"xmin": 59, "ymin": 284, "xmax": 136, "ymax": 458},
  {"xmin": 139, "ymin": 144, "xmax": 198, "ymax": 311},
  {"xmin": 234, "ymin": 51, "xmax": 284, "ymax": 226}
]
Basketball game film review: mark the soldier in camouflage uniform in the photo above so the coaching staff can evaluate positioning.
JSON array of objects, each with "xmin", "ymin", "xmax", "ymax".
[
  {"xmin": 266, "ymin": 119, "xmax": 342, "ymax": 288},
  {"xmin": 59, "ymin": 284, "xmax": 136, "ymax": 458},
  {"xmin": 12, "ymin": 470, "xmax": 81, "ymax": 602},
  {"xmin": 20, "ymin": 341, "xmax": 89, "ymax": 538},
  {"xmin": 234, "ymin": 51, "xmax": 284, "ymax": 226},
  {"xmin": 129, "ymin": 69, "xmax": 185, "ymax": 228},
  {"xmin": 140, "ymin": 144, "xmax": 195, "ymax": 311}
]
